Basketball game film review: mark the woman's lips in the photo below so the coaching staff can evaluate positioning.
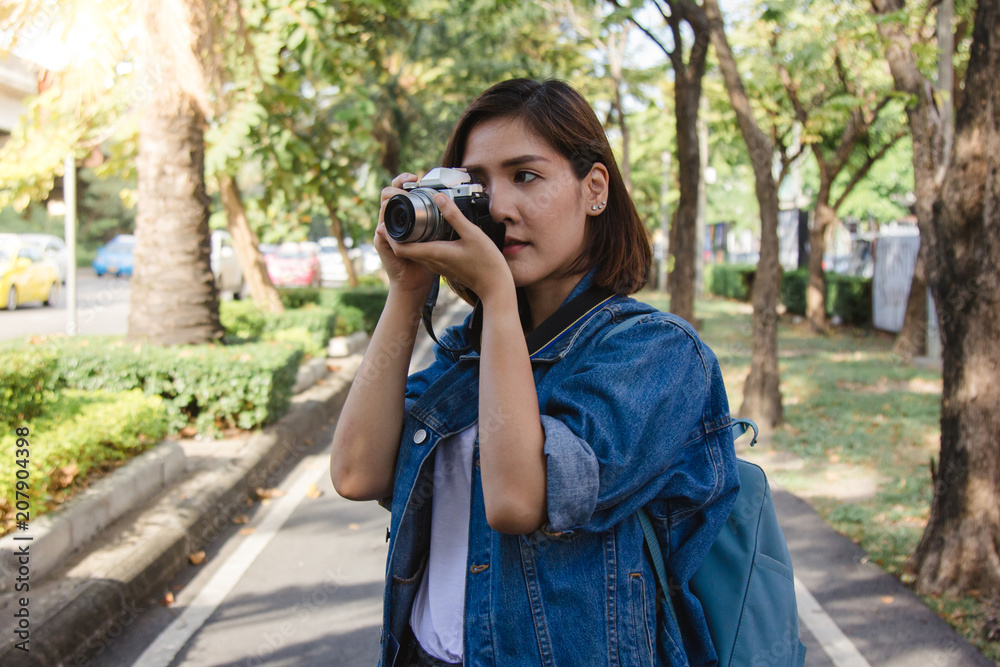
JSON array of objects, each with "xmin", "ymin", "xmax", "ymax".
[{"xmin": 502, "ymin": 240, "xmax": 528, "ymax": 255}]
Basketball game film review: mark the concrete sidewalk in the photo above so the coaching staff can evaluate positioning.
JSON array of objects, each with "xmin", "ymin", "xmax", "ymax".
[{"xmin": 0, "ymin": 334, "xmax": 994, "ymax": 666}]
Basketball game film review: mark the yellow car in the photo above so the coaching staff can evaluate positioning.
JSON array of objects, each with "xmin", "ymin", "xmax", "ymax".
[{"xmin": 0, "ymin": 237, "xmax": 60, "ymax": 311}]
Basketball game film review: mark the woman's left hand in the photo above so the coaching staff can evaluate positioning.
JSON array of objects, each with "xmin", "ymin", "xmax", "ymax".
[{"xmin": 385, "ymin": 193, "xmax": 513, "ymax": 301}]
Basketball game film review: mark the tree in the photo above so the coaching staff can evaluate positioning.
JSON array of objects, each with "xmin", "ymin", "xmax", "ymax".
[
  {"xmin": 766, "ymin": 1, "xmax": 906, "ymax": 332},
  {"xmin": 616, "ymin": 0, "xmax": 710, "ymax": 326},
  {"xmin": 873, "ymin": 0, "xmax": 1000, "ymax": 597},
  {"xmin": 702, "ymin": 0, "xmax": 784, "ymax": 428}
]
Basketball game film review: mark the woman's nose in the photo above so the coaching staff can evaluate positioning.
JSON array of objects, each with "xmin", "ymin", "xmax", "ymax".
[{"xmin": 487, "ymin": 185, "xmax": 515, "ymax": 224}]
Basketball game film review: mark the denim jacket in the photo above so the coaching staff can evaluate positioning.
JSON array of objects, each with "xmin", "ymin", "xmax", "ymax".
[{"xmin": 379, "ymin": 272, "xmax": 739, "ymax": 666}]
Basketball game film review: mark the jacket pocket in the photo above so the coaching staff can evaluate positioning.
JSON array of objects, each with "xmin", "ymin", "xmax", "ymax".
[{"xmin": 630, "ymin": 573, "xmax": 654, "ymax": 666}]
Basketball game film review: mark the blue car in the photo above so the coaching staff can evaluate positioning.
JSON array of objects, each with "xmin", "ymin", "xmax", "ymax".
[{"xmin": 93, "ymin": 234, "xmax": 136, "ymax": 277}]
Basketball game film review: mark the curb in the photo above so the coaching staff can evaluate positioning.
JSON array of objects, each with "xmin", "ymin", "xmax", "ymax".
[
  {"xmin": 0, "ymin": 354, "xmax": 362, "ymax": 666},
  {"xmin": 0, "ymin": 442, "xmax": 186, "ymax": 592}
]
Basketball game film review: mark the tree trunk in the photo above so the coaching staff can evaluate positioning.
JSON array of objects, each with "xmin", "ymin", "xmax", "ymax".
[
  {"xmin": 666, "ymin": 0, "xmax": 710, "ymax": 328},
  {"xmin": 704, "ymin": 0, "xmax": 783, "ymax": 428},
  {"xmin": 129, "ymin": 97, "xmax": 221, "ymax": 345},
  {"xmin": 321, "ymin": 194, "xmax": 359, "ymax": 287},
  {"xmin": 670, "ymin": 82, "xmax": 700, "ymax": 327},
  {"xmin": 217, "ymin": 174, "xmax": 284, "ymax": 313},
  {"xmin": 807, "ymin": 202, "xmax": 835, "ymax": 332},
  {"xmin": 909, "ymin": 0, "xmax": 1000, "ymax": 596}
]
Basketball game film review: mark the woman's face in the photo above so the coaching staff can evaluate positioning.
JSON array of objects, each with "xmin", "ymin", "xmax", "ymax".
[{"xmin": 461, "ymin": 117, "xmax": 606, "ymax": 300}]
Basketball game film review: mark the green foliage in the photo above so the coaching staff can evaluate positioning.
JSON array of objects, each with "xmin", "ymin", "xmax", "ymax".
[
  {"xmin": 333, "ymin": 305, "xmax": 366, "ymax": 336},
  {"xmin": 48, "ymin": 337, "xmax": 303, "ymax": 435},
  {"xmin": 827, "ymin": 273, "xmax": 872, "ymax": 326},
  {"xmin": 705, "ymin": 263, "xmax": 757, "ymax": 301},
  {"xmin": 279, "ymin": 287, "xmax": 323, "ymax": 309},
  {"xmin": 326, "ymin": 287, "xmax": 390, "ymax": 334},
  {"xmin": 780, "ymin": 268, "xmax": 872, "ymax": 325},
  {"xmin": 780, "ymin": 268, "xmax": 808, "ymax": 316},
  {"xmin": 0, "ymin": 389, "xmax": 170, "ymax": 532},
  {"xmin": 0, "ymin": 347, "xmax": 61, "ymax": 426},
  {"xmin": 220, "ymin": 299, "xmax": 338, "ymax": 358}
]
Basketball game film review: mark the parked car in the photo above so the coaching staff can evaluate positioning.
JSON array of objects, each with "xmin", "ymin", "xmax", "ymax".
[
  {"xmin": 93, "ymin": 234, "xmax": 136, "ymax": 277},
  {"xmin": 264, "ymin": 242, "xmax": 321, "ymax": 287},
  {"xmin": 0, "ymin": 234, "xmax": 60, "ymax": 310},
  {"xmin": 210, "ymin": 230, "xmax": 245, "ymax": 297},
  {"xmin": 19, "ymin": 233, "xmax": 69, "ymax": 284}
]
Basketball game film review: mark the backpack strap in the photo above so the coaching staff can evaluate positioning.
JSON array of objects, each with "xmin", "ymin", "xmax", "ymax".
[
  {"xmin": 637, "ymin": 508, "xmax": 680, "ymax": 630},
  {"xmin": 637, "ymin": 417, "xmax": 760, "ymax": 634}
]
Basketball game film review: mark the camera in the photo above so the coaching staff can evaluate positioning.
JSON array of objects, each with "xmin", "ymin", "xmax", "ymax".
[{"xmin": 384, "ymin": 168, "xmax": 497, "ymax": 245}]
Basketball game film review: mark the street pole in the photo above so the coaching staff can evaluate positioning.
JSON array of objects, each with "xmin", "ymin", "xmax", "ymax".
[{"xmin": 63, "ymin": 154, "xmax": 77, "ymax": 336}]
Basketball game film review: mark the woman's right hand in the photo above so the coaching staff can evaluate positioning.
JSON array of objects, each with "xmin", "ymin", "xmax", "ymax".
[{"xmin": 374, "ymin": 173, "xmax": 436, "ymax": 298}]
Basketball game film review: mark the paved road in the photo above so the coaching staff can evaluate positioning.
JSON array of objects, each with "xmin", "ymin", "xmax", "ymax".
[{"xmin": 0, "ymin": 268, "xmax": 131, "ymax": 340}]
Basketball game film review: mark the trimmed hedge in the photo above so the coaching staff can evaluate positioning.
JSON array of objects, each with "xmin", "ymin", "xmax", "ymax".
[
  {"xmin": 708, "ymin": 263, "xmax": 873, "ymax": 326},
  {"xmin": 53, "ymin": 337, "xmax": 303, "ymax": 434},
  {"xmin": 329, "ymin": 287, "xmax": 390, "ymax": 334},
  {"xmin": 0, "ymin": 389, "xmax": 170, "ymax": 533},
  {"xmin": 779, "ymin": 268, "xmax": 871, "ymax": 325},
  {"xmin": 705, "ymin": 264, "xmax": 757, "ymax": 301},
  {"xmin": 220, "ymin": 300, "xmax": 337, "ymax": 359},
  {"xmin": 779, "ymin": 268, "xmax": 808, "ymax": 316},
  {"xmin": 827, "ymin": 273, "xmax": 872, "ymax": 326},
  {"xmin": 0, "ymin": 348, "xmax": 60, "ymax": 427}
]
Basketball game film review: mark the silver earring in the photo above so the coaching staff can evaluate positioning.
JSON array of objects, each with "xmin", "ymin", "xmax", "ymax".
[{"xmin": 591, "ymin": 204, "xmax": 598, "ymax": 211}]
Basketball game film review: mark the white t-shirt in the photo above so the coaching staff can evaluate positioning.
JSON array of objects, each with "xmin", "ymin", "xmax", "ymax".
[{"xmin": 409, "ymin": 424, "xmax": 477, "ymax": 663}]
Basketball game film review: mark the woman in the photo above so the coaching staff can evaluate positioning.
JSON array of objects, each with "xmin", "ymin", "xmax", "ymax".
[{"xmin": 330, "ymin": 79, "xmax": 739, "ymax": 667}]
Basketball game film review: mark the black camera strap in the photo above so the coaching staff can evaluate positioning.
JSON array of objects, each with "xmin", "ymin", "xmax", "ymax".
[{"xmin": 421, "ymin": 276, "xmax": 616, "ymax": 357}]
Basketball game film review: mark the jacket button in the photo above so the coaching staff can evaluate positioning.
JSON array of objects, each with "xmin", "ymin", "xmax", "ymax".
[{"xmin": 413, "ymin": 429, "xmax": 427, "ymax": 444}]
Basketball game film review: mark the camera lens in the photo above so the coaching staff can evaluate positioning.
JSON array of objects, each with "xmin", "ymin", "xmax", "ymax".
[{"xmin": 385, "ymin": 190, "xmax": 446, "ymax": 243}]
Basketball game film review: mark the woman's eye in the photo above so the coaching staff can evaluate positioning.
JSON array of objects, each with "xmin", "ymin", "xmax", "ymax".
[{"xmin": 514, "ymin": 171, "xmax": 538, "ymax": 183}]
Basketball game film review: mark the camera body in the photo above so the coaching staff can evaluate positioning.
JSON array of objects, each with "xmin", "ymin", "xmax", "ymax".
[{"xmin": 384, "ymin": 168, "xmax": 499, "ymax": 247}]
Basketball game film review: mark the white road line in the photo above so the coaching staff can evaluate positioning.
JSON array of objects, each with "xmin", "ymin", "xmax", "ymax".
[
  {"xmin": 795, "ymin": 576, "xmax": 872, "ymax": 667},
  {"xmin": 133, "ymin": 455, "xmax": 329, "ymax": 667}
]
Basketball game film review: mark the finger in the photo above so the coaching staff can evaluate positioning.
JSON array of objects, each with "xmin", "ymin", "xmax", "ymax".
[
  {"xmin": 390, "ymin": 173, "xmax": 418, "ymax": 190},
  {"xmin": 432, "ymin": 193, "xmax": 481, "ymax": 239},
  {"xmin": 380, "ymin": 185, "xmax": 409, "ymax": 205}
]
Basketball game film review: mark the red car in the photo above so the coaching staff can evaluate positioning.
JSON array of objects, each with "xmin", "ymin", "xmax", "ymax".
[{"xmin": 264, "ymin": 242, "xmax": 321, "ymax": 287}]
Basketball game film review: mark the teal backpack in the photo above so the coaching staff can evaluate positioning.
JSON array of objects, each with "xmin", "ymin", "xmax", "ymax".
[{"xmin": 638, "ymin": 419, "xmax": 807, "ymax": 666}]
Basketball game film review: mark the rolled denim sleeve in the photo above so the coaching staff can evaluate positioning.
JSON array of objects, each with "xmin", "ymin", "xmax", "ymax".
[
  {"xmin": 539, "ymin": 315, "xmax": 715, "ymax": 534},
  {"xmin": 540, "ymin": 415, "xmax": 600, "ymax": 531}
]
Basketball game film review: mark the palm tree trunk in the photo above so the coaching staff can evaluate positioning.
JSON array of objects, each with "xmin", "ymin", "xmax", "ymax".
[{"xmin": 128, "ymin": 97, "xmax": 222, "ymax": 345}]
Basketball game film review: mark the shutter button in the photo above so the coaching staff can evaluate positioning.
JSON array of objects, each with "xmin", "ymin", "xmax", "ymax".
[{"xmin": 413, "ymin": 429, "xmax": 427, "ymax": 444}]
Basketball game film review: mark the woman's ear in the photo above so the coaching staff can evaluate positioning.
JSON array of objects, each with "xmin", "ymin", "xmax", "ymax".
[{"xmin": 585, "ymin": 163, "xmax": 611, "ymax": 216}]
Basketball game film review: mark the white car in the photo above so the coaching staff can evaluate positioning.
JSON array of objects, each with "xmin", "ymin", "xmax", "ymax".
[
  {"xmin": 210, "ymin": 230, "xmax": 245, "ymax": 297},
  {"xmin": 19, "ymin": 233, "xmax": 68, "ymax": 284}
]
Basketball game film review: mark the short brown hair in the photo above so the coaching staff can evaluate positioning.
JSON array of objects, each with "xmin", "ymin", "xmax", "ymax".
[{"xmin": 441, "ymin": 79, "xmax": 651, "ymax": 304}]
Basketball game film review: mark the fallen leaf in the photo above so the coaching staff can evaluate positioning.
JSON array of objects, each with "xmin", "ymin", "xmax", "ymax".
[
  {"xmin": 256, "ymin": 487, "xmax": 286, "ymax": 500},
  {"xmin": 349, "ymin": 523, "xmax": 360, "ymax": 530},
  {"xmin": 239, "ymin": 527, "xmax": 257, "ymax": 535},
  {"xmin": 189, "ymin": 551, "xmax": 206, "ymax": 565},
  {"xmin": 161, "ymin": 592, "xmax": 175, "ymax": 606},
  {"xmin": 880, "ymin": 596, "xmax": 894, "ymax": 604},
  {"xmin": 304, "ymin": 438, "xmax": 314, "ymax": 447},
  {"xmin": 306, "ymin": 484, "xmax": 323, "ymax": 499},
  {"xmin": 50, "ymin": 464, "xmax": 79, "ymax": 489},
  {"xmin": 232, "ymin": 514, "xmax": 250, "ymax": 524}
]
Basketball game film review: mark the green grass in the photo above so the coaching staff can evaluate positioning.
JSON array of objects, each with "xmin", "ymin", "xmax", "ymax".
[{"xmin": 640, "ymin": 290, "xmax": 999, "ymax": 663}]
